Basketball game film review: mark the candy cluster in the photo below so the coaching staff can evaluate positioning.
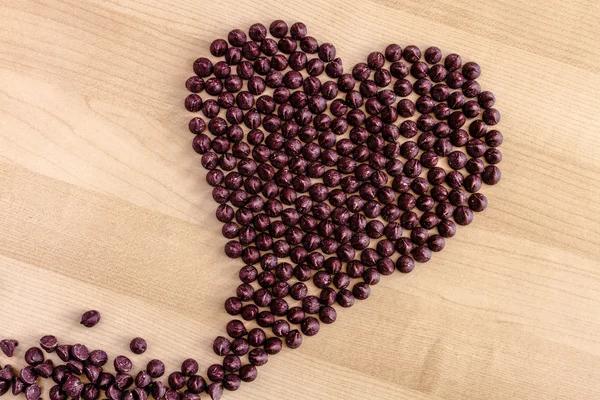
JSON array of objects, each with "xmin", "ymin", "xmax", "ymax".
[{"xmin": 0, "ymin": 20, "xmax": 502, "ymax": 400}]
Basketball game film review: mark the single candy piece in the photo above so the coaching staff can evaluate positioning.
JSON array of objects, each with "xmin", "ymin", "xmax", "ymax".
[
  {"xmin": 168, "ymin": 372, "xmax": 185, "ymax": 390},
  {"xmin": 24, "ymin": 347, "xmax": 44, "ymax": 365},
  {"xmin": 462, "ymin": 61, "xmax": 481, "ymax": 79},
  {"xmin": 445, "ymin": 53, "xmax": 462, "ymax": 71},
  {"xmin": 290, "ymin": 22, "xmax": 308, "ymax": 39},
  {"xmin": 0, "ymin": 339, "xmax": 18, "ymax": 357},
  {"xmin": 269, "ymin": 20, "xmax": 288, "ymax": 38},
  {"xmin": 83, "ymin": 364, "xmax": 101, "ymax": 384},
  {"xmin": 34, "ymin": 360, "xmax": 54, "ymax": 378},
  {"xmin": 49, "ymin": 385, "xmax": 66, "ymax": 400},
  {"xmin": 239, "ymin": 364, "xmax": 258, "ymax": 383},
  {"xmin": 80, "ymin": 310, "xmax": 101, "ymax": 328},
  {"xmin": 403, "ymin": 45, "xmax": 421, "ymax": 63},
  {"xmin": 12, "ymin": 378, "xmax": 25, "ymax": 396},
  {"xmin": 129, "ymin": 337, "xmax": 147, "ymax": 355},
  {"xmin": 367, "ymin": 51, "xmax": 385, "ymax": 69},
  {"xmin": 0, "ymin": 381, "xmax": 10, "ymax": 397},
  {"xmin": 62, "ymin": 375, "xmax": 84, "ymax": 398},
  {"xmin": 482, "ymin": 165, "xmax": 502, "ymax": 185},
  {"xmin": 88, "ymin": 350, "xmax": 107, "ymax": 366},
  {"xmin": 424, "ymin": 46, "xmax": 442, "ymax": 64},
  {"xmin": 385, "ymin": 44, "xmax": 402, "ymax": 62},
  {"xmin": 186, "ymin": 76, "xmax": 204, "ymax": 93},
  {"xmin": 0, "ymin": 365, "xmax": 14, "ymax": 381},
  {"xmin": 67, "ymin": 360, "xmax": 84, "ymax": 375},
  {"xmin": 114, "ymin": 356, "xmax": 133, "ymax": 373},
  {"xmin": 285, "ymin": 330, "xmax": 303, "ymax": 349},
  {"xmin": 56, "ymin": 345, "xmax": 72, "ymax": 362},
  {"xmin": 25, "ymin": 384, "xmax": 41, "ymax": 400},
  {"xmin": 249, "ymin": 23, "xmax": 267, "ymax": 41},
  {"xmin": 181, "ymin": 358, "xmax": 199, "ymax": 377},
  {"xmin": 39, "ymin": 335, "xmax": 58, "ymax": 353},
  {"xmin": 71, "ymin": 344, "xmax": 89, "ymax": 361},
  {"xmin": 210, "ymin": 39, "xmax": 228, "ymax": 56},
  {"xmin": 227, "ymin": 29, "xmax": 247, "ymax": 46},
  {"xmin": 133, "ymin": 388, "xmax": 148, "ymax": 400},
  {"xmin": 20, "ymin": 366, "xmax": 37, "ymax": 384},
  {"xmin": 213, "ymin": 337, "xmax": 231, "ymax": 356},
  {"xmin": 483, "ymin": 108, "xmax": 501, "ymax": 125},
  {"xmin": 206, "ymin": 382, "xmax": 224, "ymax": 400}
]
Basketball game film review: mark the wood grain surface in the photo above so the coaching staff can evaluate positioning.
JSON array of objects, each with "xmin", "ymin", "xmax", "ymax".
[{"xmin": 1, "ymin": 0, "xmax": 600, "ymax": 399}]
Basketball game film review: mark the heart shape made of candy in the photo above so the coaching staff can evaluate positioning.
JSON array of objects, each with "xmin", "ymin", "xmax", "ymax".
[{"xmin": 185, "ymin": 20, "xmax": 502, "ymax": 399}]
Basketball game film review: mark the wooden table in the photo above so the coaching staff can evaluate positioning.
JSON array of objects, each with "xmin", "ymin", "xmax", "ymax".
[{"xmin": 1, "ymin": 0, "xmax": 599, "ymax": 399}]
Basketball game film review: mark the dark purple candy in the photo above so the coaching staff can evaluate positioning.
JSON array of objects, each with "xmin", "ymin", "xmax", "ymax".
[
  {"xmin": 425, "ymin": 46, "xmax": 442, "ymax": 63},
  {"xmin": 114, "ymin": 356, "xmax": 132, "ymax": 373},
  {"xmin": 385, "ymin": 44, "xmax": 403, "ymax": 62},
  {"xmin": 479, "ymin": 91, "xmax": 496, "ymax": 108},
  {"xmin": 228, "ymin": 29, "xmax": 247, "ymax": 47},
  {"xmin": 337, "ymin": 74, "xmax": 356, "ymax": 92},
  {"xmin": 38, "ymin": 336, "xmax": 57, "ymax": 354},
  {"xmin": 193, "ymin": 58, "xmax": 213, "ymax": 77},
  {"xmin": 0, "ymin": 340, "xmax": 18, "ymax": 357},
  {"xmin": 0, "ymin": 365, "xmax": 13, "ymax": 382},
  {"xmin": 207, "ymin": 382, "xmax": 224, "ymax": 400},
  {"xmin": 353, "ymin": 63, "xmax": 371, "ymax": 81},
  {"xmin": 249, "ymin": 23, "xmax": 267, "ymax": 41},
  {"xmin": 367, "ymin": 51, "xmax": 385, "ymax": 69},
  {"xmin": 239, "ymin": 365, "xmax": 258, "ymax": 384},
  {"xmin": 129, "ymin": 337, "xmax": 147, "ymax": 355},
  {"xmin": 291, "ymin": 22, "xmax": 308, "ymax": 39},
  {"xmin": 20, "ymin": 366, "xmax": 37, "ymax": 385},
  {"xmin": 391, "ymin": 62, "xmax": 409, "ymax": 79},
  {"xmin": 49, "ymin": 385, "xmax": 66, "ymax": 400},
  {"xmin": 337, "ymin": 289, "xmax": 355, "ymax": 308},
  {"xmin": 34, "ymin": 360, "xmax": 53, "ymax": 378},
  {"xmin": 326, "ymin": 58, "xmax": 344, "ymax": 78},
  {"xmin": 211, "ymin": 39, "xmax": 228, "ymax": 56},
  {"xmin": 25, "ymin": 347, "xmax": 44, "ymax": 365},
  {"xmin": 318, "ymin": 43, "xmax": 336, "ymax": 62},
  {"xmin": 445, "ymin": 53, "xmax": 462, "ymax": 71},
  {"xmin": 187, "ymin": 375, "xmax": 206, "ymax": 394},
  {"xmin": 482, "ymin": 165, "xmax": 502, "ymax": 185},
  {"xmin": 403, "ymin": 45, "xmax": 421, "ymax": 63},
  {"xmin": 12, "ymin": 378, "xmax": 25, "ymax": 396},
  {"xmin": 62, "ymin": 375, "xmax": 84, "ymax": 398},
  {"xmin": 285, "ymin": 330, "xmax": 303, "ymax": 349},
  {"xmin": 181, "ymin": 359, "xmax": 199, "ymax": 377},
  {"xmin": 25, "ymin": 384, "xmax": 41, "ymax": 400},
  {"xmin": 225, "ymin": 47, "xmax": 242, "ymax": 65},
  {"xmin": 270, "ymin": 20, "xmax": 288, "ymax": 38},
  {"xmin": 396, "ymin": 256, "xmax": 415, "ymax": 273}
]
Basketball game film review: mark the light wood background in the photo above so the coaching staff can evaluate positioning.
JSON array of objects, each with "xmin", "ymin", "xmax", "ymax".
[{"xmin": 1, "ymin": 0, "xmax": 600, "ymax": 399}]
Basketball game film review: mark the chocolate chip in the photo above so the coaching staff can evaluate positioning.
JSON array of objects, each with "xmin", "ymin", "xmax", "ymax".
[
  {"xmin": 88, "ymin": 350, "xmax": 108, "ymax": 367},
  {"xmin": 239, "ymin": 365, "xmax": 258, "ymax": 383},
  {"xmin": 187, "ymin": 375, "xmax": 206, "ymax": 394},
  {"xmin": 24, "ymin": 347, "xmax": 44, "ymax": 365},
  {"xmin": 207, "ymin": 382, "xmax": 224, "ymax": 400},
  {"xmin": 20, "ymin": 366, "xmax": 37, "ymax": 385},
  {"xmin": 25, "ymin": 384, "xmax": 41, "ymax": 400},
  {"xmin": 34, "ymin": 360, "xmax": 54, "ymax": 378},
  {"xmin": 0, "ymin": 340, "xmax": 18, "ymax": 357},
  {"xmin": 40, "ymin": 335, "xmax": 58, "ymax": 353},
  {"xmin": 285, "ymin": 330, "xmax": 303, "ymax": 349},
  {"xmin": 213, "ymin": 337, "xmax": 231, "ymax": 356},
  {"xmin": 114, "ymin": 356, "xmax": 132, "ymax": 373},
  {"xmin": 207, "ymin": 365, "xmax": 225, "ymax": 383}
]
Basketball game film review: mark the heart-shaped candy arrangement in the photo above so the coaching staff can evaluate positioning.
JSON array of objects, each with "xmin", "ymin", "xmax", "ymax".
[
  {"xmin": 0, "ymin": 21, "xmax": 503, "ymax": 400},
  {"xmin": 185, "ymin": 20, "xmax": 503, "ymax": 398}
]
